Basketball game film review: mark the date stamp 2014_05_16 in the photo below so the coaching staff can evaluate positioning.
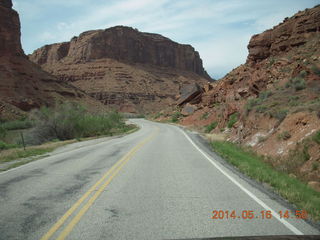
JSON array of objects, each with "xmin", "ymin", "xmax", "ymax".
[{"xmin": 211, "ymin": 210, "xmax": 308, "ymax": 220}]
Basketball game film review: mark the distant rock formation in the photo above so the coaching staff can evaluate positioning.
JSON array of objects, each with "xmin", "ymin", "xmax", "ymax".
[
  {"xmin": 0, "ymin": 0, "xmax": 100, "ymax": 120},
  {"xmin": 29, "ymin": 26, "xmax": 210, "ymax": 113},
  {"xmin": 30, "ymin": 26, "xmax": 210, "ymax": 79}
]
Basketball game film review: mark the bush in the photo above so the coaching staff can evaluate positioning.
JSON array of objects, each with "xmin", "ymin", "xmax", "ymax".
[
  {"xmin": 286, "ymin": 77, "xmax": 306, "ymax": 91},
  {"xmin": 269, "ymin": 109, "xmax": 288, "ymax": 121},
  {"xmin": 0, "ymin": 141, "xmax": 18, "ymax": 150},
  {"xmin": 245, "ymin": 98, "xmax": 262, "ymax": 112},
  {"xmin": 298, "ymin": 70, "xmax": 308, "ymax": 78},
  {"xmin": 259, "ymin": 91, "xmax": 273, "ymax": 100},
  {"xmin": 311, "ymin": 65, "xmax": 320, "ymax": 76},
  {"xmin": 256, "ymin": 105, "xmax": 268, "ymax": 113},
  {"xmin": 200, "ymin": 112, "xmax": 209, "ymax": 120},
  {"xmin": 205, "ymin": 121, "xmax": 218, "ymax": 133},
  {"xmin": 313, "ymin": 131, "xmax": 320, "ymax": 144},
  {"xmin": 26, "ymin": 103, "xmax": 126, "ymax": 145},
  {"xmin": 277, "ymin": 131, "xmax": 292, "ymax": 141},
  {"xmin": 171, "ymin": 112, "xmax": 182, "ymax": 123},
  {"xmin": 0, "ymin": 126, "xmax": 6, "ymax": 139},
  {"xmin": 1, "ymin": 119, "xmax": 33, "ymax": 130},
  {"xmin": 227, "ymin": 113, "xmax": 238, "ymax": 128}
]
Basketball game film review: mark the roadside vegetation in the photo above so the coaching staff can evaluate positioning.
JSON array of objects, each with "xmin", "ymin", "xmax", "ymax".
[
  {"xmin": 0, "ymin": 102, "xmax": 137, "ymax": 168},
  {"xmin": 211, "ymin": 140, "xmax": 320, "ymax": 221}
]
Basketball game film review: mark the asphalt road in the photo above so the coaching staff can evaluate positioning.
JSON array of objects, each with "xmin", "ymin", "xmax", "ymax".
[{"xmin": 0, "ymin": 119, "xmax": 319, "ymax": 240}]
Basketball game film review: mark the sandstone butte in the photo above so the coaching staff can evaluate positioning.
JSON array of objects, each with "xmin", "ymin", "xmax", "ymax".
[
  {"xmin": 29, "ymin": 26, "xmax": 211, "ymax": 113},
  {"xmin": 177, "ymin": 5, "xmax": 320, "ymax": 184},
  {"xmin": 0, "ymin": 0, "xmax": 103, "ymax": 120}
]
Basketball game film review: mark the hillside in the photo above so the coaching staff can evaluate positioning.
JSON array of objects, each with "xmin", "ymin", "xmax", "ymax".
[
  {"xmin": 174, "ymin": 5, "xmax": 320, "ymax": 184},
  {"xmin": 29, "ymin": 26, "xmax": 210, "ymax": 113},
  {"xmin": 0, "ymin": 0, "xmax": 102, "ymax": 121}
]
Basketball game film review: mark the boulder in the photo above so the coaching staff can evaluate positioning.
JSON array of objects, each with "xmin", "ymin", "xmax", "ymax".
[
  {"xmin": 177, "ymin": 83, "xmax": 203, "ymax": 106},
  {"xmin": 181, "ymin": 103, "xmax": 197, "ymax": 116}
]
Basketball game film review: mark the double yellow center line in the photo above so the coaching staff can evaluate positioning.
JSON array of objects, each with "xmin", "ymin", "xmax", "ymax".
[{"xmin": 40, "ymin": 128, "xmax": 159, "ymax": 240}]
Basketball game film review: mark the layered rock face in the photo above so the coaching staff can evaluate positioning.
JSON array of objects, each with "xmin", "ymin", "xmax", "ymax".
[
  {"xmin": 0, "ymin": 1, "xmax": 100, "ymax": 120},
  {"xmin": 30, "ymin": 26, "xmax": 210, "ymax": 78},
  {"xmin": 30, "ymin": 26, "xmax": 210, "ymax": 113},
  {"xmin": 177, "ymin": 5, "xmax": 320, "ymax": 183},
  {"xmin": 247, "ymin": 6, "xmax": 320, "ymax": 63},
  {"xmin": 0, "ymin": 0, "xmax": 23, "ymax": 56}
]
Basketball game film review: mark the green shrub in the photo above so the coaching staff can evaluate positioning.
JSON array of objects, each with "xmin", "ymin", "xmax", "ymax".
[
  {"xmin": 277, "ymin": 131, "xmax": 291, "ymax": 141},
  {"xmin": 205, "ymin": 121, "xmax": 218, "ymax": 133},
  {"xmin": 256, "ymin": 105, "xmax": 268, "ymax": 113},
  {"xmin": 0, "ymin": 141, "xmax": 18, "ymax": 150},
  {"xmin": 298, "ymin": 70, "xmax": 308, "ymax": 78},
  {"xmin": 0, "ymin": 126, "xmax": 6, "ymax": 139},
  {"xmin": 245, "ymin": 98, "xmax": 262, "ymax": 112},
  {"xmin": 312, "ymin": 162, "xmax": 319, "ymax": 171},
  {"xmin": 313, "ymin": 130, "xmax": 320, "ymax": 144},
  {"xmin": 311, "ymin": 65, "xmax": 320, "ymax": 76},
  {"xmin": 171, "ymin": 112, "xmax": 182, "ymax": 123},
  {"xmin": 26, "ymin": 102, "xmax": 126, "ymax": 145},
  {"xmin": 259, "ymin": 91, "xmax": 273, "ymax": 100},
  {"xmin": 1, "ymin": 119, "xmax": 33, "ymax": 130},
  {"xmin": 211, "ymin": 141, "xmax": 320, "ymax": 221},
  {"xmin": 227, "ymin": 113, "xmax": 238, "ymax": 128},
  {"xmin": 269, "ymin": 109, "xmax": 288, "ymax": 121},
  {"xmin": 200, "ymin": 112, "xmax": 209, "ymax": 120},
  {"xmin": 286, "ymin": 77, "xmax": 306, "ymax": 91}
]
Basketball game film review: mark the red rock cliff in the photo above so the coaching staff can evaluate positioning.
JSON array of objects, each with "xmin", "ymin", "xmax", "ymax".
[
  {"xmin": 0, "ymin": 0, "xmax": 101, "ymax": 120},
  {"xmin": 0, "ymin": 0, "xmax": 23, "ymax": 56},
  {"xmin": 247, "ymin": 6, "xmax": 320, "ymax": 63},
  {"xmin": 30, "ymin": 26, "xmax": 210, "ymax": 79}
]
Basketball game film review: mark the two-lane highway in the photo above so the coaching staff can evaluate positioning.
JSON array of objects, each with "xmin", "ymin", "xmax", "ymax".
[{"xmin": 0, "ymin": 119, "xmax": 319, "ymax": 239}]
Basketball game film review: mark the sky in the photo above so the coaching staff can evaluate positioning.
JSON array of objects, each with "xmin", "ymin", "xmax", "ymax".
[{"xmin": 13, "ymin": 0, "xmax": 319, "ymax": 79}]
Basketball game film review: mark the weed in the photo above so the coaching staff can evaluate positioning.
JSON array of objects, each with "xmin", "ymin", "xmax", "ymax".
[
  {"xmin": 269, "ymin": 109, "xmax": 288, "ymax": 121},
  {"xmin": 311, "ymin": 65, "xmax": 320, "ymax": 76},
  {"xmin": 258, "ymin": 136, "xmax": 268, "ymax": 143},
  {"xmin": 211, "ymin": 141, "xmax": 320, "ymax": 221},
  {"xmin": 200, "ymin": 112, "xmax": 209, "ymax": 120},
  {"xmin": 313, "ymin": 130, "xmax": 320, "ymax": 144},
  {"xmin": 277, "ymin": 131, "xmax": 292, "ymax": 141},
  {"xmin": 268, "ymin": 57, "xmax": 275, "ymax": 67},
  {"xmin": 171, "ymin": 111, "xmax": 182, "ymax": 123},
  {"xmin": 0, "ymin": 126, "xmax": 6, "ymax": 139},
  {"xmin": 312, "ymin": 162, "xmax": 319, "ymax": 171},
  {"xmin": 245, "ymin": 98, "xmax": 262, "ymax": 112},
  {"xmin": 256, "ymin": 105, "xmax": 268, "ymax": 113},
  {"xmin": 259, "ymin": 91, "xmax": 273, "ymax": 100},
  {"xmin": 286, "ymin": 77, "xmax": 306, "ymax": 91},
  {"xmin": 205, "ymin": 121, "xmax": 218, "ymax": 133},
  {"xmin": 154, "ymin": 112, "xmax": 163, "ymax": 119},
  {"xmin": 298, "ymin": 70, "xmax": 308, "ymax": 78},
  {"xmin": 1, "ymin": 119, "xmax": 33, "ymax": 130},
  {"xmin": 227, "ymin": 113, "xmax": 238, "ymax": 128},
  {"xmin": 0, "ymin": 141, "xmax": 19, "ymax": 150}
]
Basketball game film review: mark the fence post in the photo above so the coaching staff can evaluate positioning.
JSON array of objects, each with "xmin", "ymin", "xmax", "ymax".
[{"xmin": 20, "ymin": 132, "xmax": 26, "ymax": 151}]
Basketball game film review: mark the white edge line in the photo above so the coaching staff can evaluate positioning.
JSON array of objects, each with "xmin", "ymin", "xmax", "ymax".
[{"xmin": 180, "ymin": 129, "xmax": 304, "ymax": 235}]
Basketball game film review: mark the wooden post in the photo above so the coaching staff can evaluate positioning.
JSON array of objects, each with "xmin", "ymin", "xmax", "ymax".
[{"xmin": 20, "ymin": 132, "xmax": 26, "ymax": 151}]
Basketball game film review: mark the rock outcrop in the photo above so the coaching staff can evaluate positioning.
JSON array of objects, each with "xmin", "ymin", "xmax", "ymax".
[
  {"xmin": 0, "ymin": 0, "xmax": 101, "ymax": 120},
  {"xmin": 29, "ymin": 26, "xmax": 210, "ymax": 113},
  {"xmin": 176, "ymin": 5, "xmax": 320, "ymax": 183},
  {"xmin": 247, "ymin": 6, "xmax": 320, "ymax": 63},
  {"xmin": 0, "ymin": 0, "xmax": 23, "ymax": 56}
]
